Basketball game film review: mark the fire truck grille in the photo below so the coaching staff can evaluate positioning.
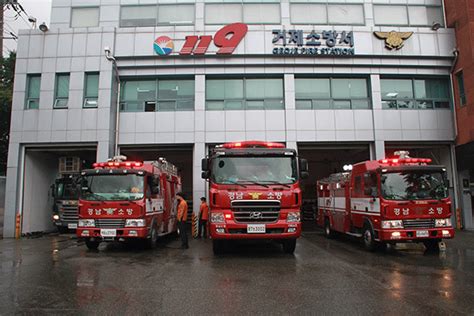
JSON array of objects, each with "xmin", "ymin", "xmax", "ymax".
[
  {"xmin": 96, "ymin": 219, "xmax": 126, "ymax": 228},
  {"xmin": 60, "ymin": 205, "xmax": 78, "ymax": 223},
  {"xmin": 403, "ymin": 219, "xmax": 435, "ymax": 229},
  {"xmin": 231, "ymin": 200, "xmax": 281, "ymax": 223}
]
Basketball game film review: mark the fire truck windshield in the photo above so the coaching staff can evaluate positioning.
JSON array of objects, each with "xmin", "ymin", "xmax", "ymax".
[
  {"xmin": 55, "ymin": 180, "xmax": 78, "ymax": 200},
  {"xmin": 211, "ymin": 156, "xmax": 297, "ymax": 185},
  {"xmin": 381, "ymin": 171, "xmax": 448, "ymax": 200},
  {"xmin": 80, "ymin": 174, "xmax": 144, "ymax": 201}
]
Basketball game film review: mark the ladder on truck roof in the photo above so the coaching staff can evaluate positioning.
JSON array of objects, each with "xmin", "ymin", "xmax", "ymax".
[{"xmin": 147, "ymin": 158, "xmax": 179, "ymax": 177}]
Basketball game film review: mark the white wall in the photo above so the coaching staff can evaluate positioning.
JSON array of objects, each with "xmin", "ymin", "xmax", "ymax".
[{"xmin": 21, "ymin": 151, "xmax": 58, "ymax": 234}]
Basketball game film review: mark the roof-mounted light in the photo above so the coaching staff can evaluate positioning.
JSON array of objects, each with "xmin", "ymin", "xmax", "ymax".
[
  {"xmin": 93, "ymin": 161, "xmax": 143, "ymax": 169},
  {"xmin": 378, "ymin": 158, "xmax": 432, "ymax": 165},
  {"xmin": 220, "ymin": 141, "xmax": 285, "ymax": 149}
]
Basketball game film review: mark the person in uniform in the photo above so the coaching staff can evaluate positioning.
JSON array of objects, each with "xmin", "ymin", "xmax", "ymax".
[
  {"xmin": 199, "ymin": 197, "xmax": 209, "ymax": 239},
  {"xmin": 176, "ymin": 193, "xmax": 189, "ymax": 249}
]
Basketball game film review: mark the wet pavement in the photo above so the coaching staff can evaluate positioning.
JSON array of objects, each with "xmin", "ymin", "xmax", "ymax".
[{"xmin": 0, "ymin": 227, "xmax": 473, "ymax": 315}]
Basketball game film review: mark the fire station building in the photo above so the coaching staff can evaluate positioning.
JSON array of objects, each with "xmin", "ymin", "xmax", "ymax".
[{"xmin": 3, "ymin": 0, "xmax": 469, "ymax": 237}]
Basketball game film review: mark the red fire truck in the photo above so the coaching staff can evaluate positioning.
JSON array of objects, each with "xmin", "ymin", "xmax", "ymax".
[
  {"xmin": 76, "ymin": 156, "xmax": 181, "ymax": 250},
  {"xmin": 201, "ymin": 141, "xmax": 309, "ymax": 254},
  {"xmin": 317, "ymin": 151, "xmax": 454, "ymax": 252}
]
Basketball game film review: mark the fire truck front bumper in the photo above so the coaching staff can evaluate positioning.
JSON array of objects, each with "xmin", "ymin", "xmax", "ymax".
[
  {"xmin": 76, "ymin": 227, "xmax": 149, "ymax": 240},
  {"xmin": 379, "ymin": 227, "xmax": 455, "ymax": 242},
  {"xmin": 210, "ymin": 221, "xmax": 301, "ymax": 240}
]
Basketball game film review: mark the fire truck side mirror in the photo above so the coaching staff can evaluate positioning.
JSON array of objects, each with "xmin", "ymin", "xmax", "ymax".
[
  {"xmin": 50, "ymin": 184, "xmax": 56, "ymax": 198},
  {"xmin": 202, "ymin": 171, "xmax": 210, "ymax": 179},
  {"xmin": 300, "ymin": 171, "xmax": 309, "ymax": 180},
  {"xmin": 299, "ymin": 158, "xmax": 308, "ymax": 172},
  {"xmin": 201, "ymin": 158, "xmax": 209, "ymax": 172}
]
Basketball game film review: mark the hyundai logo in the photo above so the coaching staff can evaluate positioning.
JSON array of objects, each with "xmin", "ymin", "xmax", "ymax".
[{"xmin": 249, "ymin": 212, "xmax": 263, "ymax": 219}]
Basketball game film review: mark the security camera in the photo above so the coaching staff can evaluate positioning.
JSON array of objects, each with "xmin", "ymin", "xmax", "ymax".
[
  {"xmin": 39, "ymin": 22, "xmax": 48, "ymax": 32},
  {"xmin": 431, "ymin": 22, "xmax": 441, "ymax": 31},
  {"xmin": 104, "ymin": 46, "xmax": 111, "ymax": 54}
]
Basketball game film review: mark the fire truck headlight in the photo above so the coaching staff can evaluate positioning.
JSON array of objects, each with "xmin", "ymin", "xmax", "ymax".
[
  {"xmin": 381, "ymin": 220, "xmax": 403, "ymax": 229},
  {"xmin": 435, "ymin": 218, "xmax": 452, "ymax": 227},
  {"xmin": 287, "ymin": 212, "xmax": 301, "ymax": 223},
  {"xmin": 78, "ymin": 219, "xmax": 95, "ymax": 227},
  {"xmin": 211, "ymin": 213, "xmax": 225, "ymax": 223},
  {"xmin": 125, "ymin": 219, "xmax": 146, "ymax": 227},
  {"xmin": 53, "ymin": 214, "xmax": 60, "ymax": 221}
]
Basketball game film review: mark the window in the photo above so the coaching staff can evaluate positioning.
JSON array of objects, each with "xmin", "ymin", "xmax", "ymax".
[
  {"xmin": 205, "ymin": 3, "xmax": 280, "ymax": 24},
  {"xmin": 120, "ymin": 5, "xmax": 156, "ymax": 27},
  {"xmin": 206, "ymin": 78, "xmax": 284, "ymax": 110},
  {"xmin": 456, "ymin": 71, "xmax": 467, "ymax": 106},
  {"xmin": 120, "ymin": 79, "xmax": 194, "ymax": 112},
  {"xmin": 290, "ymin": 4, "xmax": 364, "ymax": 25},
  {"xmin": 374, "ymin": 5, "xmax": 444, "ymax": 27},
  {"xmin": 120, "ymin": 5, "xmax": 195, "ymax": 27},
  {"xmin": 71, "ymin": 7, "xmax": 99, "ymax": 28},
  {"xmin": 84, "ymin": 73, "xmax": 99, "ymax": 108},
  {"xmin": 381, "ymin": 78, "xmax": 451, "ymax": 110},
  {"xmin": 25, "ymin": 74, "xmax": 41, "ymax": 109},
  {"xmin": 54, "ymin": 74, "xmax": 70, "ymax": 109},
  {"xmin": 157, "ymin": 4, "xmax": 194, "ymax": 25},
  {"xmin": 295, "ymin": 77, "xmax": 370, "ymax": 109}
]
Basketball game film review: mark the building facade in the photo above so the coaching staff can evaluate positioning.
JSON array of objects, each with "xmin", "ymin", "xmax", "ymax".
[
  {"xmin": 445, "ymin": 0, "xmax": 474, "ymax": 230},
  {"xmin": 3, "ymin": 0, "xmax": 463, "ymax": 237}
]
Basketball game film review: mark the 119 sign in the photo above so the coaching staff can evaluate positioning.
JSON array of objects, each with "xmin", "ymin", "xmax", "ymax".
[{"xmin": 179, "ymin": 23, "xmax": 248, "ymax": 55}]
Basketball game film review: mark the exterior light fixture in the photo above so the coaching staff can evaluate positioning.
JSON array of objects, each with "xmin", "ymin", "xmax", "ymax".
[
  {"xmin": 39, "ymin": 22, "xmax": 49, "ymax": 32},
  {"xmin": 431, "ymin": 22, "xmax": 441, "ymax": 31}
]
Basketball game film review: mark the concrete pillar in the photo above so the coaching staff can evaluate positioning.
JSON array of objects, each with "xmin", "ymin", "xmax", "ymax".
[
  {"xmin": 286, "ymin": 141, "xmax": 297, "ymax": 151},
  {"xmin": 370, "ymin": 140, "xmax": 385, "ymax": 160},
  {"xmin": 3, "ymin": 143, "xmax": 23, "ymax": 238},
  {"xmin": 193, "ymin": 142, "xmax": 206, "ymax": 216}
]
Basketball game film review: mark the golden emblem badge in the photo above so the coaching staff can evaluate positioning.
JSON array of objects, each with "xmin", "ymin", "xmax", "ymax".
[
  {"xmin": 249, "ymin": 192, "xmax": 262, "ymax": 199},
  {"xmin": 374, "ymin": 31, "xmax": 413, "ymax": 50}
]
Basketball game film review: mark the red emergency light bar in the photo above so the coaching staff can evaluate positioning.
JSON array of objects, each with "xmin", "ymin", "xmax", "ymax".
[
  {"xmin": 221, "ymin": 141, "xmax": 285, "ymax": 149},
  {"xmin": 92, "ymin": 161, "xmax": 143, "ymax": 168},
  {"xmin": 378, "ymin": 158, "xmax": 432, "ymax": 165}
]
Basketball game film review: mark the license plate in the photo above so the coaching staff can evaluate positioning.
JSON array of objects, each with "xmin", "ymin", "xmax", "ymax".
[
  {"xmin": 68, "ymin": 223, "xmax": 77, "ymax": 229},
  {"xmin": 416, "ymin": 230, "xmax": 429, "ymax": 238},
  {"xmin": 100, "ymin": 229, "xmax": 116, "ymax": 237},
  {"xmin": 247, "ymin": 224, "xmax": 265, "ymax": 234}
]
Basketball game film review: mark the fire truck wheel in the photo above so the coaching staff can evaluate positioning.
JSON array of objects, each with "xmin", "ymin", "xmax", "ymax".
[
  {"xmin": 362, "ymin": 225, "xmax": 377, "ymax": 252},
  {"xmin": 324, "ymin": 218, "xmax": 336, "ymax": 239},
  {"xmin": 282, "ymin": 239, "xmax": 296, "ymax": 254},
  {"xmin": 145, "ymin": 226, "xmax": 158, "ymax": 249},
  {"xmin": 213, "ymin": 240, "xmax": 225, "ymax": 255},
  {"xmin": 423, "ymin": 239, "xmax": 440, "ymax": 253},
  {"xmin": 85, "ymin": 239, "xmax": 100, "ymax": 250}
]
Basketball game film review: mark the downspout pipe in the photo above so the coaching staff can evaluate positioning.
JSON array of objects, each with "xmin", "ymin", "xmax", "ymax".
[{"xmin": 105, "ymin": 48, "xmax": 121, "ymax": 157}]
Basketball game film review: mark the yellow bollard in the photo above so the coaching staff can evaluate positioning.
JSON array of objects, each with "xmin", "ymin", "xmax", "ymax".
[
  {"xmin": 192, "ymin": 213, "xmax": 199, "ymax": 238},
  {"xmin": 15, "ymin": 213, "xmax": 22, "ymax": 239}
]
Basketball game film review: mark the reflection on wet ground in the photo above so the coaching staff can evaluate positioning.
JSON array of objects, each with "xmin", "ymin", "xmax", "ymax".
[{"xmin": 0, "ymin": 228, "xmax": 473, "ymax": 314}]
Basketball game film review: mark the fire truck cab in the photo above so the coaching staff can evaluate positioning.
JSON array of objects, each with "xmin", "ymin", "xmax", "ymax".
[
  {"xmin": 317, "ymin": 151, "xmax": 454, "ymax": 252},
  {"xmin": 202, "ymin": 141, "xmax": 309, "ymax": 254},
  {"xmin": 76, "ymin": 156, "xmax": 181, "ymax": 250}
]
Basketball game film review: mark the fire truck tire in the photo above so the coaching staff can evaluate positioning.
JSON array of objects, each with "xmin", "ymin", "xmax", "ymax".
[
  {"xmin": 324, "ymin": 218, "xmax": 336, "ymax": 239},
  {"xmin": 145, "ymin": 226, "xmax": 158, "ymax": 249},
  {"xmin": 213, "ymin": 239, "xmax": 225, "ymax": 255},
  {"xmin": 423, "ymin": 239, "xmax": 440, "ymax": 252},
  {"xmin": 85, "ymin": 239, "xmax": 100, "ymax": 250},
  {"xmin": 282, "ymin": 239, "xmax": 296, "ymax": 254},
  {"xmin": 362, "ymin": 224, "xmax": 377, "ymax": 252}
]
